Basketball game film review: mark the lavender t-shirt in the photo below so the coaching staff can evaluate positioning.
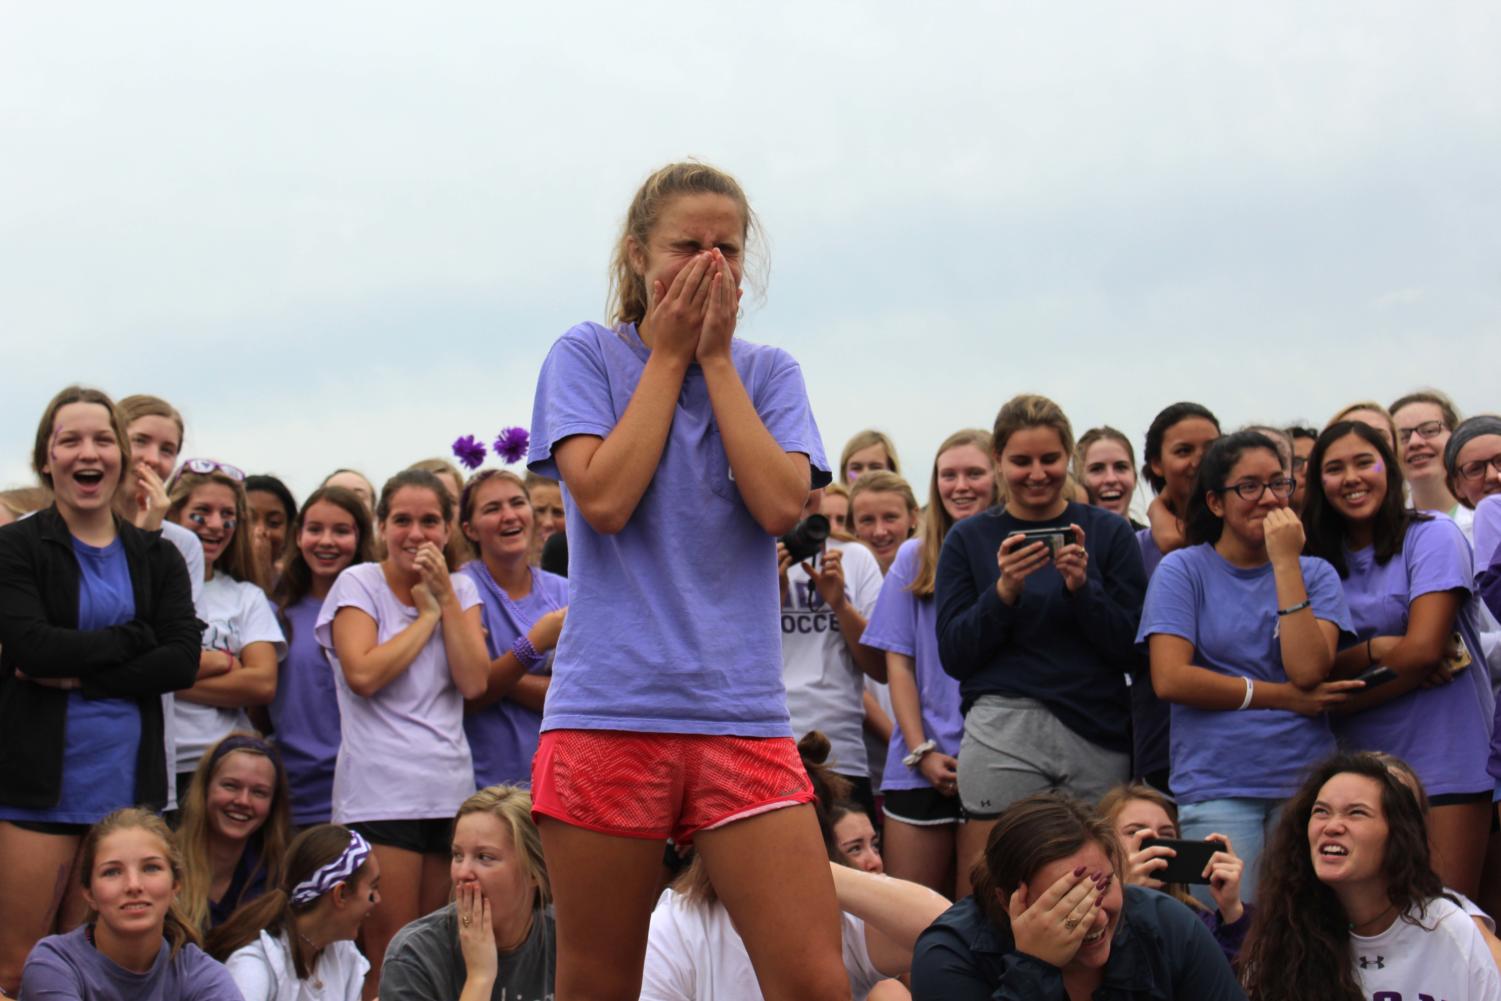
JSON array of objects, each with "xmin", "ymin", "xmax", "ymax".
[
  {"xmin": 458, "ymin": 561, "xmax": 568, "ymax": 788},
  {"xmin": 316, "ymin": 562, "xmax": 481, "ymax": 823},
  {"xmin": 1333, "ymin": 517, "xmax": 1492, "ymax": 795},
  {"xmin": 862, "ymin": 539, "xmax": 964, "ymax": 792},
  {"xmin": 268, "ymin": 594, "xmax": 341, "ymax": 825},
  {"xmin": 528, "ymin": 322, "xmax": 830, "ymax": 736},
  {"xmin": 21, "ymin": 927, "xmax": 242, "ymax": 1001},
  {"xmin": 1137, "ymin": 544, "xmax": 1355, "ymax": 803}
]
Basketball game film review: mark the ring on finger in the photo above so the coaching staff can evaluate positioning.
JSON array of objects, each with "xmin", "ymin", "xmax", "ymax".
[{"xmin": 1064, "ymin": 917, "xmax": 1080, "ymax": 930}]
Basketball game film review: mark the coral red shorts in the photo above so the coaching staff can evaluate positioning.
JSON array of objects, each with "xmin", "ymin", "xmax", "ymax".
[{"xmin": 530, "ymin": 729, "xmax": 814, "ymax": 845}]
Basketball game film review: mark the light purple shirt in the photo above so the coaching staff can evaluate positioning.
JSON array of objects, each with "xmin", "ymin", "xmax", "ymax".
[
  {"xmin": 268, "ymin": 595, "xmax": 340, "ymax": 825},
  {"xmin": 1333, "ymin": 517, "xmax": 1492, "ymax": 795},
  {"xmin": 21, "ymin": 927, "xmax": 242, "ymax": 1001},
  {"xmin": 316, "ymin": 562, "xmax": 481, "ymax": 823},
  {"xmin": 1137, "ymin": 544, "xmax": 1355, "ymax": 803},
  {"xmin": 862, "ymin": 538, "xmax": 964, "ymax": 792},
  {"xmin": 458, "ymin": 561, "xmax": 568, "ymax": 788},
  {"xmin": 528, "ymin": 322, "xmax": 830, "ymax": 737}
]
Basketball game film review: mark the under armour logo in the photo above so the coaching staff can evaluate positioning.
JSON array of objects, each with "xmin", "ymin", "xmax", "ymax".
[{"xmin": 1357, "ymin": 955, "xmax": 1385, "ymax": 970}]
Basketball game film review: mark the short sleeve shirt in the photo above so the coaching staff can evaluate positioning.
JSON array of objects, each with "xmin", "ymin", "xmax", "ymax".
[
  {"xmin": 1137, "ymin": 544, "xmax": 1355, "ymax": 803},
  {"xmin": 528, "ymin": 321, "xmax": 831, "ymax": 737},
  {"xmin": 316, "ymin": 562, "xmax": 481, "ymax": 822}
]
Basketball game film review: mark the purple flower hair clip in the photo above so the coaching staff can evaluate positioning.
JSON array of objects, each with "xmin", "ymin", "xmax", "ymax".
[
  {"xmin": 451, "ymin": 435, "xmax": 488, "ymax": 470},
  {"xmin": 494, "ymin": 427, "xmax": 529, "ymax": 464}
]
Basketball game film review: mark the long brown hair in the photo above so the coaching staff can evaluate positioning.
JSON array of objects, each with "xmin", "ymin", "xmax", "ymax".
[
  {"xmin": 607, "ymin": 161, "xmax": 763, "ymax": 329},
  {"xmin": 206, "ymin": 824, "xmax": 370, "ymax": 977},
  {"xmin": 177, "ymin": 734, "xmax": 293, "ymax": 931},
  {"xmin": 168, "ymin": 470, "xmax": 262, "ymax": 588},
  {"xmin": 80, "ymin": 808, "xmax": 202, "ymax": 957},
  {"xmin": 971, "ymin": 794, "xmax": 1121, "ymax": 929},
  {"xmin": 1239, "ymin": 752, "xmax": 1447, "ymax": 1000},
  {"xmin": 273, "ymin": 486, "xmax": 375, "ymax": 630},
  {"xmin": 911, "ymin": 429, "xmax": 996, "ymax": 598}
]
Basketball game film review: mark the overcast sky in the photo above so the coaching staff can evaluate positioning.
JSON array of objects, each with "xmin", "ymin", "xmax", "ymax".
[{"xmin": 3, "ymin": 2, "xmax": 1499, "ymax": 508}]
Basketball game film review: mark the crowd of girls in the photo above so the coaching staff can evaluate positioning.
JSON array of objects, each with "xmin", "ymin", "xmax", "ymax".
[{"xmin": 4, "ymin": 158, "xmax": 1501, "ymax": 1001}]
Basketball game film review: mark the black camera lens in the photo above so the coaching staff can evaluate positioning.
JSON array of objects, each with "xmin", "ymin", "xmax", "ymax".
[{"xmin": 780, "ymin": 514, "xmax": 830, "ymax": 563}]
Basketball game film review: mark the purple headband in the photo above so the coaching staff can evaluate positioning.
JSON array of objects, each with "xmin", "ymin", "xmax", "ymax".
[
  {"xmin": 208, "ymin": 734, "xmax": 285, "ymax": 785},
  {"xmin": 290, "ymin": 830, "xmax": 373, "ymax": 905}
]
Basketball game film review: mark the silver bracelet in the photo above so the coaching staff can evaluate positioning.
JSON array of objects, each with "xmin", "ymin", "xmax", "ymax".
[{"xmin": 1237, "ymin": 676, "xmax": 1255, "ymax": 711}]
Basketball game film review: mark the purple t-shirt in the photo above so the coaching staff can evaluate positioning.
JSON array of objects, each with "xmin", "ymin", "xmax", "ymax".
[
  {"xmin": 0, "ymin": 537, "xmax": 139, "ymax": 825},
  {"xmin": 316, "ymin": 562, "xmax": 482, "ymax": 823},
  {"xmin": 1129, "ymin": 526, "xmax": 1173, "ymax": 782},
  {"xmin": 1137, "ymin": 544, "xmax": 1355, "ymax": 803},
  {"xmin": 21, "ymin": 927, "xmax": 241, "ymax": 1001},
  {"xmin": 1332, "ymin": 517, "xmax": 1492, "ymax": 795},
  {"xmin": 528, "ymin": 321, "xmax": 830, "ymax": 737},
  {"xmin": 267, "ymin": 594, "xmax": 340, "ymax": 825},
  {"xmin": 458, "ymin": 561, "xmax": 568, "ymax": 788},
  {"xmin": 862, "ymin": 539, "xmax": 964, "ymax": 792}
]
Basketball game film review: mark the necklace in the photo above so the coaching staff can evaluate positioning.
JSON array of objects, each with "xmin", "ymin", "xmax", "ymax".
[
  {"xmin": 295, "ymin": 931, "xmax": 325, "ymax": 990},
  {"xmin": 1348, "ymin": 902, "xmax": 1398, "ymax": 936}
]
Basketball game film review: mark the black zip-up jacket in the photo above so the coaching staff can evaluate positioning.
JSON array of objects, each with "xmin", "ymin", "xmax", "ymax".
[{"xmin": 0, "ymin": 506, "xmax": 202, "ymax": 810}]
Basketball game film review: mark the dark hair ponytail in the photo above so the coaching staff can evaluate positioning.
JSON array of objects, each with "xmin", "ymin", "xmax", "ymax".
[{"xmin": 1142, "ymin": 402, "xmax": 1220, "ymax": 496}]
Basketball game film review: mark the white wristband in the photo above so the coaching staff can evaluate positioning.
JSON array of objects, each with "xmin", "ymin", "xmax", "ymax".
[{"xmin": 1237, "ymin": 676, "xmax": 1255, "ymax": 711}]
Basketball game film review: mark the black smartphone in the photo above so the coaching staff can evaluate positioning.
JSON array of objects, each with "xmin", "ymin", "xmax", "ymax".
[
  {"xmin": 1354, "ymin": 665, "xmax": 1398, "ymax": 690},
  {"xmin": 1006, "ymin": 527, "xmax": 1072, "ymax": 557},
  {"xmin": 1139, "ymin": 837, "xmax": 1227, "ymax": 885}
]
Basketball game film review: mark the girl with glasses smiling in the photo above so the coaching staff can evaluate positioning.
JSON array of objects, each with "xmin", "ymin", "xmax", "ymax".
[
  {"xmin": 1301, "ymin": 420, "xmax": 1492, "ymax": 899},
  {"xmin": 1138, "ymin": 430, "xmax": 1360, "ymax": 901}
]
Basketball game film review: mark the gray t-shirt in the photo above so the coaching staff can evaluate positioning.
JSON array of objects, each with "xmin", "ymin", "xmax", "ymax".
[{"xmin": 380, "ymin": 902, "xmax": 554, "ymax": 1001}]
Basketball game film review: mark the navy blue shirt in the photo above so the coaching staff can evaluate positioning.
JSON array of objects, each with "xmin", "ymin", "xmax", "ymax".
[
  {"xmin": 935, "ymin": 502, "xmax": 1146, "ymax": 752},
  {"xmin": 911, "ymin": 887, "xmax": 1247, "ymax": 1001}
]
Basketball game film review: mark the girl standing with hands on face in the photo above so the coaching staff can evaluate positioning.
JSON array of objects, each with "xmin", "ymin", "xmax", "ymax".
[
  {"xmin": 0, "ymin": 387, "xmax": 202, "ymax": 995},
  {"xmin": 528, "ymin": 162, "xmax": 848, "ymax": 1001},
  {"xmin": 316, "ymin": 468, "xmax": 490, "ymax": 992},
  {"xmin": 936, "ymin": 395, "xmax": 1147, "ymax": 849},
  {"xmin": 1301, "ymin": 421, "xmax": 1493, "ymax": 897},
  {"xmin": 268, "ymin": 486, "xmax": 375, "ymax": 827},
  {"xmin": 862, "ymin": 429, "xmax": 996, "ymax": 898},
  {"xmin": 1138, "ymin": 431, "xmax": 1360, "ymax": 898},
  {"xmin": 457, "ymin": 470, "xmax": 568, "ymax": 789}
]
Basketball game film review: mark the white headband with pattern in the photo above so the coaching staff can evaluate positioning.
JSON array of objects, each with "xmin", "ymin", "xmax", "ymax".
[{"xmin": 290, "ymin": 830, "xmax": 373, "ymax": 904}]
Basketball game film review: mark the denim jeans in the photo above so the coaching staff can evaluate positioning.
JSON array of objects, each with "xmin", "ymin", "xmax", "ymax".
[{"xmin": 1177, "ymin": 796, "xmax": 1283, "ymax": 907}]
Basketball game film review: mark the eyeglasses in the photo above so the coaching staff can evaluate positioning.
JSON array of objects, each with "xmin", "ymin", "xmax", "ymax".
[
  {"xmin": 1397, "ymin": 420, "xmax": 1446, "ymax": 445},
  {"xmin": 1457, "ymin": 455, "xmax": 1501, "ymax": 482},
  {"xmin": 1216, "ymin": 477, "xmax": 1296, "ymax": 501},
  {"xmin": 1291, "ymin": 456, "xmax": 1309, "ymax": 474},
  {"xmin": 169, "ymin": 458, "xmax": 247, "ymax": 489}
]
